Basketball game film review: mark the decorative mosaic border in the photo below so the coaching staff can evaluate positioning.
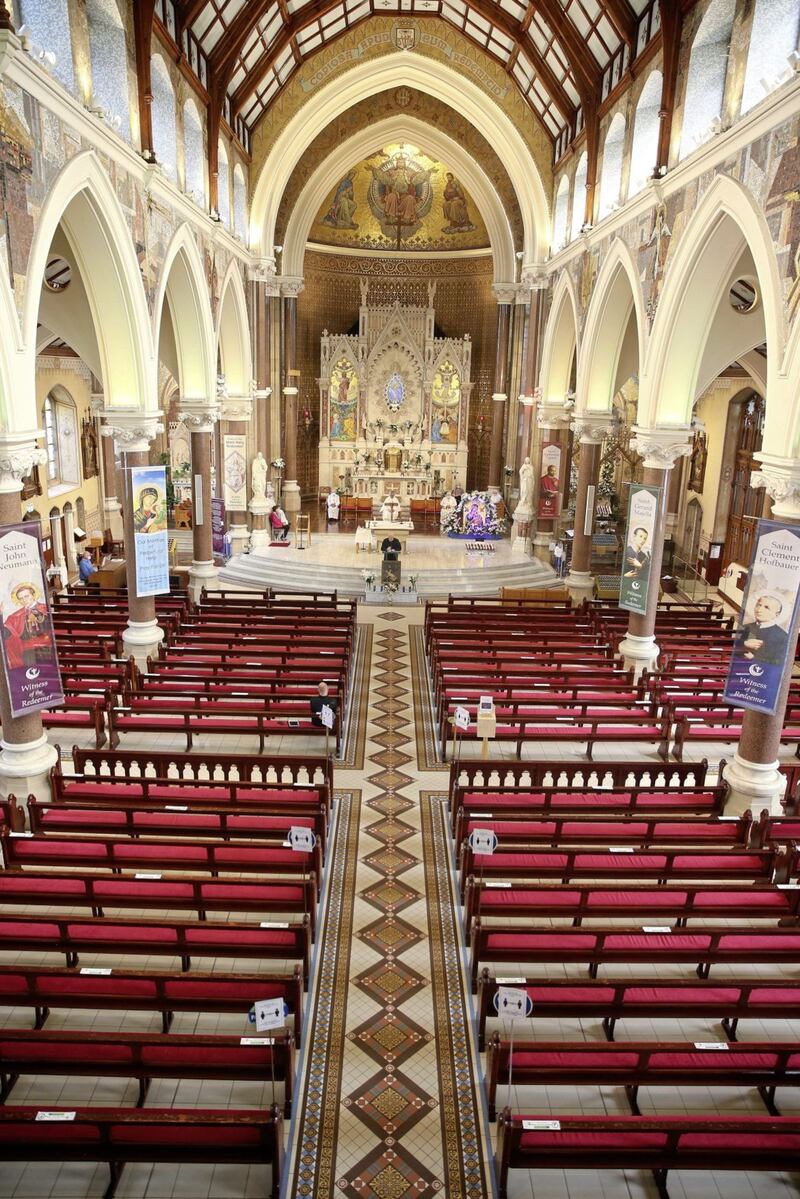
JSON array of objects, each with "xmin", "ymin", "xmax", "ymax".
[
  {"xmin": 284, "ymin": 787, "xmax": 361, "ymax": 1198},
  {"xmin": 421, "ymin": 792, "xmax": 494, "ymax": 1199},
  {"xmin": 409, "ymin": 625, "xmax": 448, "ymax": 772},
  {"xmin": 336, "ymin": 624, "xmax": 372, "ymax": 769}
]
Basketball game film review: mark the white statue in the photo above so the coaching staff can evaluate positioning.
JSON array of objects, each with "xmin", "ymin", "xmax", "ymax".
[
  {"xmin": 516, "ymin": 456, "xmax": 534, "ymax": 515},
  {"xmin": 440, "ymin": 491, "xmax": 457, "ymax": 530},
  {"xmin": 380, "ymin": 492, "xmax": 401, "ymax": 522},
  {"xmin": 326, "ymin": 491, "xmax": 341, "ymax": 521},
  {"xmin": 251, "ymin": 452, "xmax": 268, "ymax": 499}
]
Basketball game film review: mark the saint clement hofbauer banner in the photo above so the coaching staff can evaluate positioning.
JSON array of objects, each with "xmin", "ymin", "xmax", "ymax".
[
  {"xmin": 619, "ymin": 484, "xmax": 661, "ymax": 616},
  {"xmin": 0, "ymin": 523, "xmax": 64, "ymax": 717},
  {"xmin": 131, "ymin": 465, "xmax": 170, "ymax": 597},
  {"xmin": 723, "ymin": 520, "xmax": 800, "ymax": 715},
  {"xmin": 537, "ymin": 441, "xmax": 562, "ymax": 519}
]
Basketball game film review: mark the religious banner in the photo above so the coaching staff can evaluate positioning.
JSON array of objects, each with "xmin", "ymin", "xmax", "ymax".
[
  {"xmin": 619, "ymin": 484, "xmax": 661, "ymax": 616},
  {"xmin": 0, "ymin": 523, "xmax": 64, "ymax": 717},
  {"xmin": 211, "ymin": 497, "xmax": 226, "ymax": 558},
  {"xmin": 131, "ymin": 465, "xmax": 169, "ymax": 597},
  {"xmin": 537, "ymin": 442, "xmax": 562, "ymax": 519},
  {"xmin": 723, "ymin": 520, "xmax": 800, "ymax": 715},
  {"xmin": 223, "ymin": 435, "xmax": 247, "ymax": 510}
]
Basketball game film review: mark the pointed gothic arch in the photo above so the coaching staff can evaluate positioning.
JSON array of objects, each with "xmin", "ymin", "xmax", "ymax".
[
  {"xmin": 250, "ymin": 52, "xmax": 550, "ymax": 270},
  {"xmin": 576, "ymin": 238, "xmax": 644, "ymax": 416},
  {"xmin": 539, "ymin": 271, "xmax": 579, "ymax": 408},
  {"xmin": 280, "ymin": 115, "xmax": 517, "ymax": 285},
  {"xmin": 154, "ymin": 225, "xmax": 216, "ymax": 403},
  {"xmin": 23, "ymin": 150, "xmax": 154, "ymax": 419},
  {"xmin": 642, "ymin": 175, "xmax": 784, "ymax": 435},
  {"xmin": 217, "ymin": 261, "xmax": 252, "ymax": 397}
]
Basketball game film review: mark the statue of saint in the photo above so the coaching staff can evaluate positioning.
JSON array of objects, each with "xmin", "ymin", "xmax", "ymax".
[
  {"xmin": 251, "ymin": 452, "xmax": 268, "ymax": 499},
  {"xmin": 516, "ymin": 456, "xmax": 534, "ymax": 514}
]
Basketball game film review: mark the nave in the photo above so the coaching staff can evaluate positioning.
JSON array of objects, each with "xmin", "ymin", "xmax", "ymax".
[{"xmin": 1, "ymin": 585, "xmax": 800, "ymax": 1198}]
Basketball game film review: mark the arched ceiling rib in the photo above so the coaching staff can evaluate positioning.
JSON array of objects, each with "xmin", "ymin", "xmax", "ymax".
[{"xmin": 166, "ymin": 0, "xmax": 646, "ymax": 144}]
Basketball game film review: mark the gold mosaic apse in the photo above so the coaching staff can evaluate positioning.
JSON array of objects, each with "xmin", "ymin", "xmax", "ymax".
[{"xmin": 310, "ymin": 143, "xmax": 490, "ymax": 252}]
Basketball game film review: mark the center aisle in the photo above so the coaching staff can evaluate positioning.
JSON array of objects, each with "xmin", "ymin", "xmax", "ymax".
[{"xmin": 285, "ymin": 606, "xmax": 493, "ymax": 1198}]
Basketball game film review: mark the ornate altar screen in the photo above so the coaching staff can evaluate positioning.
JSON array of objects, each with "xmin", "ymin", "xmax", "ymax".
[{"xmin": 318, "ymin": 280, "xmax": 472, "ymax": 503}]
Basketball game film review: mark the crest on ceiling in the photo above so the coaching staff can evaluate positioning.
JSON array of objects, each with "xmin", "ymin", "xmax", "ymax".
[{"xmin": 392, "ymin": 25, "xmax": 417, "ymax": 51}]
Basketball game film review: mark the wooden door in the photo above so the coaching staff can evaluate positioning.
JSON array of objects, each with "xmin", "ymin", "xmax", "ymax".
[{"xmin": 722, "ymin": 393, "xmax": 765, "ymax": 568}]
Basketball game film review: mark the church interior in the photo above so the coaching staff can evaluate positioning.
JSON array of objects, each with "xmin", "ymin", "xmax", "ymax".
[{"xmin": 1, "ymin": 0, "xmax": 800, "ymax": 1196}]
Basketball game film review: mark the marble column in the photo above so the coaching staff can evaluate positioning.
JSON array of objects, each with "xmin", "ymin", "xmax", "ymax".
[
  {"xmin": 219, "ymin": 384, "xmax": 253, "ymax": 557},
  {"xmin": 486, "ymin": 285, "xmax": 515, "ymax": 494},
  {"xmin": 282, "ymin": 278, "xmax": 304, "ymax": 514},
  {"xmin": 723, "ymin": 454, "xmax": 800, "ymax": 815},
  {"xmin": 516, "ymin": 275, "xmax": 546, "ymax": 465},
  {"xmin": 49, "ymin": 513, "xmax": 68, "ymax": 589},
  {"xmin": 179, "ymin": 398, "xmax": 221, "ymax": 601},
  {"xmin": 566, "ymin": 417, "xmax": 614, "ymax": 600},
  {"xmin": 0, "ymin": 433, "xmax": 58, "ymax": 798},
  {"xmin": 101, "ymin": 414, "xmax": 165, "ymax": 663},
  {"xmin": 91, "ymin": 394, "xmax": 123, "ymax": 541},
  {"xmin": 531, "ymin": 398, "xmax": 573, "ymax": 564},
  {"xmin": 617, "ymin": 426, "xmax": 693, "ymax": 675}
]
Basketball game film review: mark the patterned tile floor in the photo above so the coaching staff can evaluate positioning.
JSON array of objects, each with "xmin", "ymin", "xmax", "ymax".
[{"xmin": 285, "ymin": 604, "xmax": 493, "ymax": 1198}]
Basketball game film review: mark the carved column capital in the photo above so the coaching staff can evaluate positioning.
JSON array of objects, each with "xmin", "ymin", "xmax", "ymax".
[
  {"xmin": 177, "ymin": 398, "xmax": 220, "ymax": 433},
  {"xmin": 99, "ymin": 413, "xmax": 164, "ymax": 453},
  {"xmin": 492, "ymin": 282, "xmax": 520, "ymax": 305},
  {"xmin": 630, "ymin": 425, "xmax": 693, "ymax": 469},
  {"xmin": 0, "ymin": 433, "xmax": 47, "ymax": 495},
  {"xmin": 537, "ymin": 398, "xmax": 573, "ymax": 431},
  {"xmin": 220, "ymin": 395, "xmax": 253, "ymax": 422},
  {"xmin": 571, "ymin": 416, "xmax": 614, "ymax": 445},
  {"xmin": 281, "ymin": 277, "xmax": 305, "ymax": 299},
  {"xmin": 752, "ymin": 453, "xmax": 800, "ymax": 521}
]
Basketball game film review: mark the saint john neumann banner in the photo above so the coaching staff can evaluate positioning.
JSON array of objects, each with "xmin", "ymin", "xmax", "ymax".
[
  {"xmin": 619, "ymin": 484, "xmax": 661, "ymax": 616},
  {"xmin": 723, "ymin": 520, "xmax": 800, "ymax": 715}
]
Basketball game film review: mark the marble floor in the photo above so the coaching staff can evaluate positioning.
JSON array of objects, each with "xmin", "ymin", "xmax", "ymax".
[{"xmin": 2, "ymin": 605, "xmax": 800, "ymax": 1198}]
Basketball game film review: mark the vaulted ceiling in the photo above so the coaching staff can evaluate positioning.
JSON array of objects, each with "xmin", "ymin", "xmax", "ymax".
[{"xmin": 149, "ymin": 0, "xmax": 660, "ymax": 151}]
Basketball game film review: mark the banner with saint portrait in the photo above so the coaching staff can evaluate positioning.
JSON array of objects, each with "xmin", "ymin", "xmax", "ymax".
[
  {"xmin": 537, "ymin": 442, "xmax": 562, "ymax": 519},
  {"xmin": 131, "ymin": 465, "xmax": 169, "ymax": 597},
  {"xmin": 619, "ymin": 484, "xmax": 660, "ymax": 616},
  {"xmin": 723, "ymin": 520, "xmax": 800, "ymax": 715},
  {"xmin": 223, "ymin": 435, "xmax": 247, "ymax": 510},
  {"xmin": 0, "ymin": 522, "xmax": 64, "ymax": 717}
]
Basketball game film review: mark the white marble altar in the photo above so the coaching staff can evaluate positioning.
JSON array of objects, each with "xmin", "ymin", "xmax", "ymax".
[{"xmin": 318, "ymin": 282, "xmax": 472, "ymax": 497}]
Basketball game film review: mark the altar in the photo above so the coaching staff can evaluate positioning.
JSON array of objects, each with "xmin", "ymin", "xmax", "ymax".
[
  {"xmin": 365, "ymin": 519, "xmax": 414, "ymax": 553},
  {"xmin": 318, "ymin": 281, "xmax": 473, "ymax": 501}
]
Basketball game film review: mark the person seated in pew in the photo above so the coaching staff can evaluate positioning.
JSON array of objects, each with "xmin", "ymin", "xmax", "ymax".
[
  {"xmin": 310, "ymin": 680, "xmax": 337, "ymax": 727},
  {"xmin": 78, "ymin": 549, "xmax": 96, "ymax": 584}
]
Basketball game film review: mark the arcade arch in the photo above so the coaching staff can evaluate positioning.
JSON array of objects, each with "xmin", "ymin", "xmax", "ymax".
[
  {"xmin": 280, "ymin": 115, "xmax": 518, "ymax": 284},
  {"xmin": 153, "ymin": 226, "xmax": 216, "ymax": 405},
  {"xmin": 538, "ymin": 272, "xmax": 579, "ymax": 407},
  {"xmin": 576, "ymin": 239, "xmax": 645, "ymax": 418},
  {"xmin": 250, "ymin": 52, "xmax": 551, "ymax": 268},
  {"xmin": 217, "ymin": 264, "xmax": 252, "ymax": 398}
]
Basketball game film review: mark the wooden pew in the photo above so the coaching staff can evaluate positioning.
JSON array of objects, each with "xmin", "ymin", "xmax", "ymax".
[
  {"xmin": 495, "ymin": 1111, "xmax": 800, "ymax": 1199},
  {"xmin": 476, "ymin": 972, "xmax": 800, "ymax": 1050},
  {"xmin": 484, "ymin": 1036, "xmax": 800, "ymax": 1119},
  {"xmin": 469, "ymin": 920, "xmax": 800, "ymax": 990},
  {"xmin": 463, "ymin": 878, "xmax": 800, "ymax": 938},
  {"xmin": 0, "ymin": 1027, "xmax": 296, "ymax": 1114},
  {"xmin": 0, "ymin": 963, "xmax": 304, "ymax": 1041},
  {"xmin": 0, "ymin": 912, "xmax": 311, "ymax": 982},
  {"xmin": 0, "ymin": 1105, "xmax": 284, "ymax": 1199}
]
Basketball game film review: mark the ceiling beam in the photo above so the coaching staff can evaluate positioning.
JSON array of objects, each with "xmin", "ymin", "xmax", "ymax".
[
  {"xmin": 209, "ymin": 0, "xmax": 276, "ymax": 75},
  {"xmin": 229, "ymin": 4, "xmax": 576, "ymax": 129},
  {"xmin": 656, "ymin": 0, "xmax": 682, "ymax": 172},
  {"xmin": 603, "ymin": 0, "xmax": 638, "ymax": 49},
  {"xmin": 177, "ymin": 0, "xmax": 208, "ymax": 27},
  {"xmin": 132, "ymin": 0, "xmax": 157, "ymax": 159},
  {"xmin": 535, "ymin": 0, "xmax": 601, "ymax": 101}
]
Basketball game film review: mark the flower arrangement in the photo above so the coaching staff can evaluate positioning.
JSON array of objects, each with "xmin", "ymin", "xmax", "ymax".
[
  {"xmin": 442, "ymin": 490, "xmax": 508, "ymax": 538},
  {"xmin": 361, "ymin": 569, "xmax": 376, "ymax": 588},
  {"xmin": 270, "ymin": 458, "xmax": 285, "ymax": 472},
  {"xmin": 408, "ymin": 573, "xmax": 419, "ymax": 590},
  {"xmin": 382, "ymin": 579, "xmax": 399, "ymax": 603}
]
